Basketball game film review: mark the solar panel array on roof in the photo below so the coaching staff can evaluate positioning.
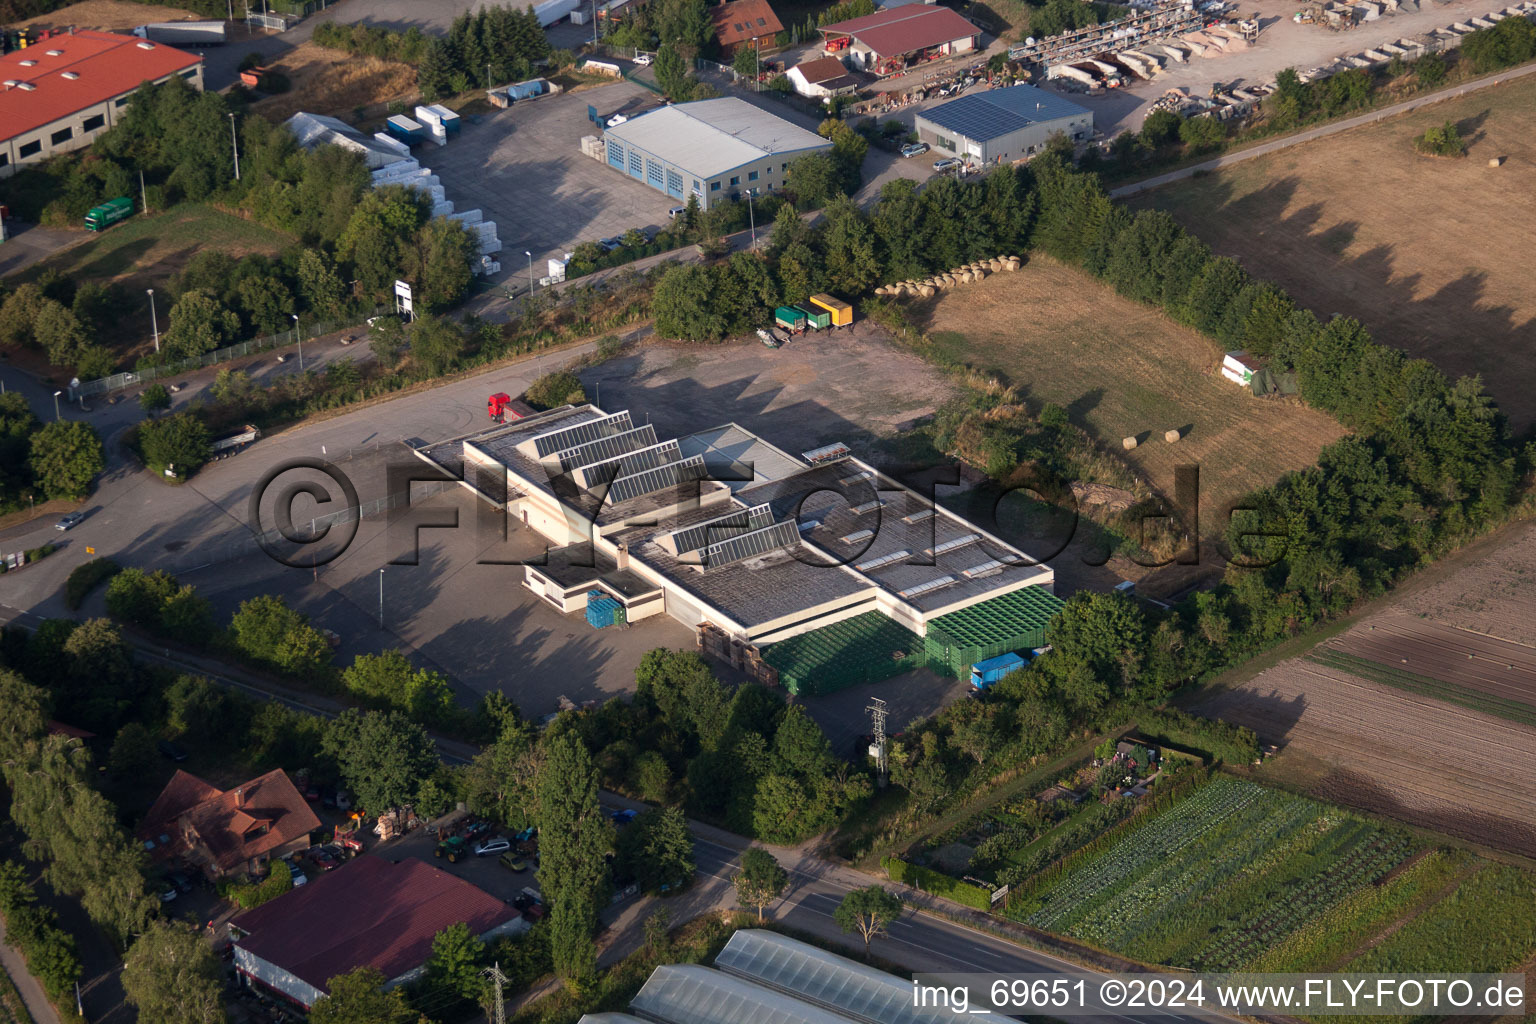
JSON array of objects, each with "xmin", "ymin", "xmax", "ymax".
[
  {"xmin": 714, "ymin": 930, "xmax": 1022, "ymax": 1024},
  {"xmin": 574, "ymin": 440, "xmax": 682, "ymax": 490},
  {"xmin": 533, "ymin": 410, "xmax": 633, "ymax": 458},
  {"xmin": 607, "ymin": 455, "xmax": 707, "ymax": 505},
  {"xmin": 557, "ymin": 424, "xmax": 657, "ymax": 473},
  {"xmin": 668, "ymin": 503, "xmax": 773, "ymax": 556},
  {"xmin": 920, "ymin": 84, "xmax": 1091, "ymax": 143},
  {"xmin": 702, "ymin": 519, "xmax": 801, "ymax": 569},
  {"xmin": 802, "ymin": 442, "xmax": 851, "ymax": 463}
]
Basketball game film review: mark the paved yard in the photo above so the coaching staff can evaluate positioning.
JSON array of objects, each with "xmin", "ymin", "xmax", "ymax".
[{"xmin": 416, "ymin": 82, "xmax": 680, "ymax": 281}]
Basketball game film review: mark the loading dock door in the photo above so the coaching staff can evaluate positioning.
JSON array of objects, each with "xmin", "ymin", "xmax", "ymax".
[
  {"xmin": 646, "ymin": 159, "xmax": 664, "ymax": 189},
  {"xmin": 628, "ymin": 150, "xmax": 644, "ymax": 179},
  {"xmin": 665, "ymin": 168, "xmax": 684, "ymax": 198},
  {"xmin": 608, "ymin": 140, "xmax": 626, "ymax": 170}
]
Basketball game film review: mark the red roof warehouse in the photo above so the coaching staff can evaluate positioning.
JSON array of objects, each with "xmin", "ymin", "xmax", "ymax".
[
  {"xmin": 818, "ymin": 5, "xmax": 979, "ymax": 75},
  {"xmin": 0, "ymin": 29, "xmax": 203, "ymax": 178},
  {"xmin": 231, "ymin": 855, "xmax": 526, "ymax": 1009}
]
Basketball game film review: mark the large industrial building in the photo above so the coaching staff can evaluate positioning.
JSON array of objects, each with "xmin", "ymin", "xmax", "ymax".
[
  {"xmin": 230, "ymin": 855, "xmax": 525, "ymax": 1009},
  {"xmin": 0, "ymin": 29, "xmax": 203, "ymax": 178},
  {"xmin": 581, "ymin": 929, "xmax": 1019, "ymax": 1024},
  {"xmin": 414, "ymin": 403, "xmax": 1062, "ymax": 694},
  {"xmin": 818, "ymin": 4, "xmax": 979, "ymax": 74},
  {"xmin": 601, "ymin": 97, "xmax": 832, "ymax": 209},
  {"xmin": 914, "ymin": 83, "xmax": 1092, "ymax": 166}
]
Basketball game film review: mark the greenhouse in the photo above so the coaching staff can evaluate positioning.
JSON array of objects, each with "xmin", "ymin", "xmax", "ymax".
[
  {"xmin": 924, "ymin": 586, "xmax": 1066, "ymax": 677},
  {"xmin": 631, "ymin": 964, "xmax": 860, "ymax": 1024},
  {"xmin": 715, "ymin": 929, "xmax": 1019, "ymax": 1024},
  {"xmin": 761, "ymin": 611, "xmax": 926, "ymax": 696}
]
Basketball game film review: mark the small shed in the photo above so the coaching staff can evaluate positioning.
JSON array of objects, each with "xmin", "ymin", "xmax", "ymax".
[{"xmin": 1220, "ymin": 350, "xmax": 1258, "ymax": 386}]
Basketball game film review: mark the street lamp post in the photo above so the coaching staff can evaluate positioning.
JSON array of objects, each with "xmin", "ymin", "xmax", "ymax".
[
  {"xmin": 292, "ymin": 314, "xmax": 302, "ymax": 371},
  {"xmin": 147, "ymin": 289, "xmax": 159, "ymax": 352},
  {"xmin": 486, "ymin": 63, "xmax": 492, "ymax": 93},
  {"xmin": 747, "ymin": 189, "xmax": 756, "ymax": 247},
  {"xmin": 52, "ymin": 391, "xmax": 62, "ymax": 421},
  {"xmin": 378, "ymin": 567, "xmax": 385, "ymax": 628},
  {"xmin": 229, "ymin": 112, "xmax": 240, "ymax": 181},
  {"xmin": 525, "ymin": 251, "xmax": 534, "ymax": 296}
]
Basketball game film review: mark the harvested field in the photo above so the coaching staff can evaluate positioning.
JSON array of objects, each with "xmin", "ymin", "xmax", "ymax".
[
  {"xmin": 1317, "ymin": 614, "xmax": 1536, "ymax": 723},
  {"xmin": 1196, "ymin": 657, "xmax": 1536, "ymax": 853},
  {"xmin": 919, "ymin": 257, "xmax": 1348, "ymax": 587},
  {"xmin": 1390, "ymin": 517, "xmax": 1536, "ymax": 648},
  {"xmin": 12, "ymin": 0, "xmax": 201, "ymax": 30},
  {"xmin": 1131, "ymin": 73, "xmax": 1536, "ymax": 431},
  {"xmin": 250, "ymin": 42, "xmax": 418, "ymax": 125}
]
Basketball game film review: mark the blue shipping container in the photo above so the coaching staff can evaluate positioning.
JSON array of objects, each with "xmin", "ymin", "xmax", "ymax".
[
  {"xmin": 585, "ymin": 591, "xmax": 624, "ymax": 629},
  {"xmin": 969, "ymin": 652, "xmax": 1027, "ymax": 690}
]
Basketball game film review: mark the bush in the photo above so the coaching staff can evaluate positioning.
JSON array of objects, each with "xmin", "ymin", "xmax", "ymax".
[
  {"xmin": 65, "ymin": 557, "xmax": 121, "ymax": 610},
  {"xmin": 881, "ymin": 856, "xmax": 993, "ymax": 910},
  {"xmin": 1414, "ymin": 120, "xmax": 1467, "ymax": 157},
  {"xmin": 525, "ymin": 370, "xmax": 586, "ymax": 409},
  {"xmin": 228, "ymin": 860, "xmax": 292, "ymax": 910},
  {"xmin": 1134, "ymin": 708, "xmax": 1258, "ymax": 764}
]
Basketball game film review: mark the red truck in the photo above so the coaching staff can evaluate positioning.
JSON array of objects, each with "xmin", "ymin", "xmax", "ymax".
[{"xmin": 488, "ymin": 393, "xmax": 537, "ymax": 423}]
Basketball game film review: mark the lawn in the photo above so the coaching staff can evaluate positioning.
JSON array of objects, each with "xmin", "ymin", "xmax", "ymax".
[
  {"xmin": 919, "ymin": 257, "xmax": 1348, "ymax": 566},
  {"xmin": 1128, "ymin": 72, "xmax": 1536, "ymax": 432},
  {"xmin": 20, "ymin": 203, "xmax": 293, "ymax": 356}
]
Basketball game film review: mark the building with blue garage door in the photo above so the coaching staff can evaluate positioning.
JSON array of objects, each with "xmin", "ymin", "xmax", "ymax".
[{"xmin": 602, "ymin": 97, "xmax": 832, "ymax": 210}]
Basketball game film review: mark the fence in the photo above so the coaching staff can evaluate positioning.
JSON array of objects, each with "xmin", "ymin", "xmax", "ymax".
[{"xmin": 70, "ymin": 307, "xmax": 387, "ymax": 401}]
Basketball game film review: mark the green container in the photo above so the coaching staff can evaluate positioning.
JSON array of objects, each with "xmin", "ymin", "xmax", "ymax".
[
  {"xmin": 796, "ymin": 304, "xmax": 831, "ymax": 330},
  {"xmin": 763, "ymin": 611, "xmax": 925, "ymax": 696},
  {"xmin": 924, "ymin": 587, "xmax": 1066, "ymax": 678},
  {"xmin": 84, "ymin": 197, "xmax": 133, "ymax": 232},
  {"xmin": 773, "ymin": 305, "xmax": 805, "ymax": 330}
]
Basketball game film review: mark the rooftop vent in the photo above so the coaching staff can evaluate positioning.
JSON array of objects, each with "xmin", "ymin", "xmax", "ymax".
[
  {"xmin": 851, "ymin": 500, "xmax": 883, "ymax": 515},
  {"xmin": 856, "ymin": 549, "xmax": 910, "ymax": 572},
  {"xmin": 930, "ymin": 533, "xmax": 980, "ymax": 556},
  {"xmin": 17, "ymin": 81, "xmax": 36, "ymax": 90},
  {"xmin": 45, "ymin": 48, "xmax": 63, "ymax": 56},
  {"xmin": 902, "ymin": 509, "xmax": 935, "ymax": 524},
  {"xmin": 839, "ymin": 529, "xmax": 874, "ymax": 545},
  {"xmin": 18, "ymin": 59, "xmax": 36, "ymax": 66},
  {"xmin": 898, "ymin": 575, "xmax": 959, "ymax": 600},
  {"xmin": 61, "ymin": 71, "xmax": 79, "ymax": 79},
  {"xmin": 137, "ymin": 41, "xmax": 155, "ymax": 49},
  {"xmin": 962, "ymin": 559, "xmax": 1005, "ymax": 579}
]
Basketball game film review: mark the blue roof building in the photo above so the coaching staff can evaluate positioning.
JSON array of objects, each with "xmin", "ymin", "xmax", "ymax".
[{"xmin": 914, "ymin": 83, "xmax": 1093, "ymax": 165}]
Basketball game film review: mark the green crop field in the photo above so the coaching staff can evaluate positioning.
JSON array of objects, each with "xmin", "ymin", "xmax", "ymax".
[
  {"xmin": 1346, "ymin": 864, "xmax": 1536, "ymax": 974},
  {"xmin": 1014, "ymin": 777, "xmax": 1421, "ymax": 968}
]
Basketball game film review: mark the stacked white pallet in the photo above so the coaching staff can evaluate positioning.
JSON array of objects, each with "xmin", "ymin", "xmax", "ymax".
[
  {"xmin": 447, "ymin": 209, "xmax": 484, "ymax": 226},
  {"xmin": 372, "ymin": 132, "xmax": 412, "ymax": 157}
]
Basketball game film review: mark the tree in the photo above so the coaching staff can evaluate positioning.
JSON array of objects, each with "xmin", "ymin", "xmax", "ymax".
[
  {"xmin": 615, "ymin": 806, "xmax": 694, "ymax": 892},
  {"xmin": 138, "ymin": 412, "xmax": 211, "ymax": 477},
  {"xmin": 121, "ymin": 920, "xmax": 227, "ymax": 1024},
  {"xmin": 733, "ymin": 847, "xmax": 788, "ymax": 921},
  {"xmin": 310, "ymin": 967, "xmax": 420, "ymax": 1024},
  {"xmin": 228, "ymin": 594, "xmax": 330, "ymax": 676},
  {"xmin": 108, "ymin": 722, "xmax": 159, "ymax": 779},
  {"xmin": 536, "ymin": 731, "xmax": 613, "ymax": 987},
  {"xmin": 525, "ymin": 370, "xmax": 586, "ymax": 409},
  {"xmin": 654, "ymin": 43, "xmax": 693, "ymax": 99},
  {"xmin": 820, "ymin": 197, "xmax": 880, "ymax": 296},
  {"xmin": 0, "ymin": 283, "xmax": 47, "ymax": 346},
  {"xmin": 423, "ymin": 922, "xmax": 485, "ymax": 1003},
  {"xmin": 32, "ymin": 301, "xmax": 92, "ymax": 368},
  {"xmin": 786, "ymin": 151, "xmax": 841, "ymax": 208},
  {"xmin": 408, "ymin": 218, "xmax": 476, "ymax": 311},
  {"xmin": 833, "ymin": 886, "xmax": 902, "ymax": 954},
  {"xmin": 732, "ymin": 44, "xmax": 760, "ymax": 79},
  {"xmin": 652, "ymin": 264, "xmax": 728, "ymax": 341},
  {"xmin": 0, "ymin": 670, "xmax": 48, "ymax": 763},
  {"xmin": 1178, "ymin": 114, "xmax": 1225, "ymax": 153},
  {"xmin": 297, "ymin": 248, "xmax": 348, "ymax": 320},
  {"xmin": 322, "ymin": 709, "xmax": 437, "ymax": 813},
  {"xmin": 140, "ymin": 384, "xmax": 172, "ymax": 414},
  {"xmin": 342, "ymin": 651, "xmax": 456, "ymax": 726},
  {"xmin": 339, "ymin": 186, "xmax": 428, "ymax": 295},
  {"xmin": 29, "ymin": 420, "xmax": 104, "ymax": 500},
  {"xmin": 773, "ymin": 705, "xmax": 832, "ymax": 777},
  {"xmin": 162, "ymin": 289, "xmax": 241, "ymax": 360},
  {"xmin": 105, "ymin": 567, "xmax": 179, "ymax": 626},
  {"xmin": 1139, "ymin": 108, "xmax": 1182, "ymax": 148}
]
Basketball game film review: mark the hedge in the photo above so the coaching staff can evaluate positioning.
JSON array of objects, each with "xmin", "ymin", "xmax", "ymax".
[
  {"xmin": 1134, "ymin": 708, "xmax": 1259, "ymax": 765},
  {"xmin": 882, "ymin": 856, "xmax": 994, "ymax": 911}
]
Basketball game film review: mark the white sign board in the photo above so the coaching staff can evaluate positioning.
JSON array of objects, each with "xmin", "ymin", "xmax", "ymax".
[{"xmin": 393, "ymin": 279, "xmax": 413, "ymax": 315}]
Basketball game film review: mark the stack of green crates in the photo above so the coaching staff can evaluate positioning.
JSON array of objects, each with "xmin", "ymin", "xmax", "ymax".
[
  {"xmin": 923, "ymin": 587, "xmax": 1066, "ymax": 678},
  {"xmin": 763, "ymin": 611, "xmax": 926, "ymax": 696}
]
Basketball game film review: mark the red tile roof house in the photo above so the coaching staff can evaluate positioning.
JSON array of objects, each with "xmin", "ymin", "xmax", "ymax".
[
  {"xmin": 818, "ymin": 5, "xmax": 979, "ymax": 75},
  {"xmin": 0, "ymin": 29, "xmax": 203, "ymax": 179},
  {"xmin": 136, "ymin": 769, "xmax": 320, "ymax": 881},
  {"xmin": 230, "ymin": 856, "xmax": 526, "ymax": 1009},
  {"xmin": 711, "ymin": 0, "xmax": 785, "ymax": 55}
]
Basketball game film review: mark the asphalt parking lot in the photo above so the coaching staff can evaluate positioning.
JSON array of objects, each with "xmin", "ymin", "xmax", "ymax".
[{"xmin": 415, "ymin": 82, "xmax": 680, "ymax": 281}]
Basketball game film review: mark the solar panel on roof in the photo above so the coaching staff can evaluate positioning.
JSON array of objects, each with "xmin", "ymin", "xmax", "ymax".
[
  {"xmin": 607, "ymin": 455, "xmax": 707, "ymax": 504},
  {"xmin": 532, "ymin": 410, "xmax": 632, "ymax": 457},
  {"xmin": 556, "ymin": 424, "xmax": 657, "ymax": 472},
  {"xmin": 703, "ymin": 519, "xmax": 801, "ymax": 569},
  {"xmin": 856, "ymin": 549, "xmax": 911, "ymax": 572},
  {"xmin": 802, "ymin": 442, "xmax": 851, "ymax": 463},
  {"xmin": 668, "ymin": 503, "xmax": 773, "ymax": 555},
  {"xmin": 899, "ymin": 575, "xmax": 958, "ymax": 599},
  {"xmin": 574, "ymin": 439, "xmax": 681, "ymax": 490},
  {"xmin": 930, "ymin": 533, "xmax": 980, "ymax": 556}
]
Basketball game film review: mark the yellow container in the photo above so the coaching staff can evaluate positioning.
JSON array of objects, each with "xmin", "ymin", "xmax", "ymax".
[{"xmin": 809, "ymin": 293, "xmax": 853, "ymax": 327}]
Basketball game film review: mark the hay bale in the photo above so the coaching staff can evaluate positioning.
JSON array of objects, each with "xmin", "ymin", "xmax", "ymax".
[
  {"xmin": 919, "ymin": 285, "xmax": 935, "ymax": 298},
  {"xmin": 973, "ymin": 268, "xmax": 987, "ymax": 280},
  {"xmin": 1004, "ymin": 258, "xmax": 1020, "ymax": 271},
  {"xmin": 1122, "ymin": 436, "xmax": 1139, "ymax": 450},
  {"xmin": 958, "ymin": 271, "xmax": 973, "ymax": 284},
  {"xmin": 988, "ymin": 259, "xmax": 1003, "ymax": 272},
  {"xmin": 1489, "ymin": 155, "xmax": 1505, "ymax": 167},
  {"xmin": 1163, "ymin": 428, "xmax": 1182, "ymax": 444}
]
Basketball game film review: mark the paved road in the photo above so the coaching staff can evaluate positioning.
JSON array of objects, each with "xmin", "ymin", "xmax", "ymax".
[
  {"xmin": 0, "ymin": 914, "xmax": 62, "ymax": 1024},
  {"xmin": 1111, "ymin": 59, "xmax": 1536, "ymax": 199}
]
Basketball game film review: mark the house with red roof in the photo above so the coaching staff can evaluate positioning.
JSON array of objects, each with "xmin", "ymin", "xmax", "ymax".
[
  {"xmin": 710, "ymin": 0, "xmax": 785, "ymax": 55},
  {"xmin": 818, "ymin": 5, "xmax": 978, "ymax": 75},
  {"xmin": 230, "ymin": 855, "xmax": 525, "ymax": 1009},
  {"xmin": 136, "ymin": 768, "xmax": 319, "ymax": 880},
  {"xmin": 0, "ymin": 29, "xmax": 203, "ymax": 179}
]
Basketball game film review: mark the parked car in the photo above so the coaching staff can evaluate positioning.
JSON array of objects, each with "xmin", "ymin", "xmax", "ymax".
[
  {"xmin": 167, "ymin": 870, "xmax": 194, "ymax": 893},
  {"xmin": 310, "ymin": 849, "xmax": 338, "ymax": 872},
  {"xmin": 597, "ymin": 237, "xmax": 622, "ymax": 252},
  {"xmin": 303, "ymin": 782, "xmax": 320, "ymax": 802},
  {"xmin": 284, "ymin": 860, "xmax": 307, "ymax": 887},
  {"xmin": 900, "ymin": 142, "xmax": 929, "ymax": 158},
  {"xmin": 499, "ymin": 852, "xmax": 529, "ymax": 872},
  {"xmin": 668, "ymin": 205, "xmax": 686, "ymax": 219},
  {"xmin": 335, "ymin": 790, "xmax": 352, "ymax": 811},
  {"xmin": 475, "ymin": 838, "xmax": 511, "ymax": 858},
  {"xmin": 632, "ymin": 53, "xmax": 652, "ymax": 66},
  {"xmin": 609, "ymin": 809, "xmax": 638, "ymax": 826},
  {"xmin": 605, "ymin": 112, "xmax": 629, "ymax": 128},
  {"xmin": 55, "ymin": 510, "xmax": 85, "ymax": 531},
  {"xmin": 157, "ymin": 883, "xmax": 178, "ymax": 903},
  {"xmin": 157, "ymin": 740, "xmax": 189, "ymax": 763},
  {"xmin": 932, "ymin": 157, "xmax": 963, "ymax": 172}
]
